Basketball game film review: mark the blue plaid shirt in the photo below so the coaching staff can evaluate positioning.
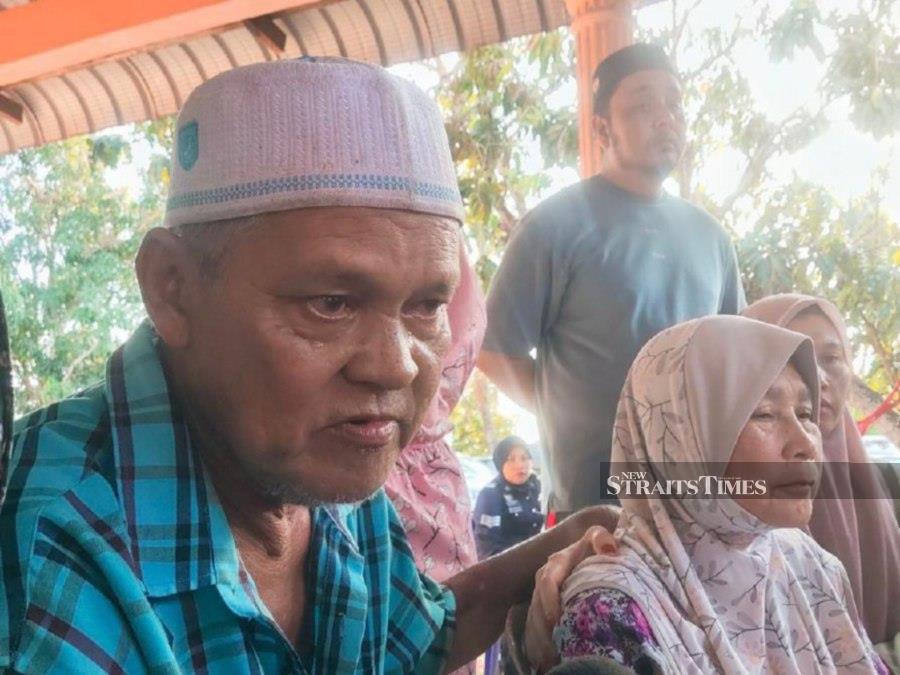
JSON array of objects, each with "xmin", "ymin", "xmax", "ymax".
[{"xmin": 0, "ymin": 322, "xmax": 455, "ymax": 674}]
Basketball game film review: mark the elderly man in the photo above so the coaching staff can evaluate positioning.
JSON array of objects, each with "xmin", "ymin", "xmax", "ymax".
[{"xmin": 0, "ymin": 58, "xmax": 615, "ymax": 674}]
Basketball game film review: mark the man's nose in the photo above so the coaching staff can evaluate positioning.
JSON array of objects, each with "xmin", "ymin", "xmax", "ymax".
[
  {"xmin": 344, "ymin": 317, "xmax": 419, "ymax": 390},
  {"xmin": 653, "ymin": 103, "xmax": 679, "ymax": 130}
]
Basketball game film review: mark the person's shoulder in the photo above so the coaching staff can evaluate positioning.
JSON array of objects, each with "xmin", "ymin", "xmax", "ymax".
[
  {"xmin": 774, "ymin": 528, "xmax": 849, "ymax": 583},
  {"xmin": 520, "ymin": 177, "xmax": 606, "ymax": 237},
  {"xmin": 664, "ymin": 194, "xmax": 731, "ymax": 239},
  {"xmin": 483, "ymin": 475, "xmax": 505, "ymax": 495},
  {"xmin": 1, "ymin": 386, "xmax": 137, "ymax": 672},
  {"xmin": 8, "ymin": 383, "xmax": 113, "ymax": 515}
]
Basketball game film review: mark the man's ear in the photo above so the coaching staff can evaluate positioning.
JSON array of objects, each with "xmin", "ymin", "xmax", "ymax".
[
  {"xmin": 135, "ymin": 228, "xmax": 196, "ymax": 349},
  {"xmin": 592, "ymin": 115, "xmax": 611, "ymax": 151}
]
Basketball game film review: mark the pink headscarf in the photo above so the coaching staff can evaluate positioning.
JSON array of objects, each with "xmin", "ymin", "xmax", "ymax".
[
  {"xmin": 412, "ymin": 244, "xmax": 485, "ymax": 444},
  {"xmin": 742, "ymin": 293, "xmax": 900, "ymax": 643},
  {"xmin": 384, "ymin": 243, "xmax": 486, "ymax": 584}
]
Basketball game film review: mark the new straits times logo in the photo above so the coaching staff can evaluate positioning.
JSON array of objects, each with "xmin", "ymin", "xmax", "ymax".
[{"xmin": 607, "ymin": 471, "xmax": 767, "ymax": 497}]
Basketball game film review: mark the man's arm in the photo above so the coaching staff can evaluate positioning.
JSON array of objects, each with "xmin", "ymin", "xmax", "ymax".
[
  {"xmin": 442, "ymin": 506, "xmax": 620, "ymax": 671},
  {"xmin": 476, "ymin": 349, "xmax": 537, "ymax": 412}
]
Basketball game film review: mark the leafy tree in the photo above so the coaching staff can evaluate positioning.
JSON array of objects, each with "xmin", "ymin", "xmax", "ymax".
[
  {"xmin": 430, "ymin": 33, "xmax": 579, "ymax": 455},
  {"xmin": 0, "ymin": 120, "xmax": 172, "ymax": 412}
]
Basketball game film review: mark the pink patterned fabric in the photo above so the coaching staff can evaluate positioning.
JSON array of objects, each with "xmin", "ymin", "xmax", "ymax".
[{"xmin": 385, "ymin": 245, "xmax": 486, "ymax": 582}]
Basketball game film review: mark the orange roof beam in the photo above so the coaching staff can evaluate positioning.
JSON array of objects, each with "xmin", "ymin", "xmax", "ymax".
[
  {"xmin": 0, "ymin": 0, "xmax": 325, "ymax": 88},
  {"xmin": 246, "ymin": 15, "xmax": 288, "ymax": 54}
]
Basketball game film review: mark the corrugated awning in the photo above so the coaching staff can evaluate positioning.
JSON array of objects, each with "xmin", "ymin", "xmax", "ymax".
[{"xmin": 0, "ymin": 0, "xmax": 572, "ymax": 155}]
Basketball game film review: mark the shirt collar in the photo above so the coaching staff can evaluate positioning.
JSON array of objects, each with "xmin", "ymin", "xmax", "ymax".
[{"xmin": 103, "ymin": 320, "xmax": 243, "ymax": 596}]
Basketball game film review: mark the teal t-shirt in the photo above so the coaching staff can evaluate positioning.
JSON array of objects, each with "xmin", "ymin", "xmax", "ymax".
[{"xmin": 483, "ymin": 175, "xmax": 746, "ymax": 511}]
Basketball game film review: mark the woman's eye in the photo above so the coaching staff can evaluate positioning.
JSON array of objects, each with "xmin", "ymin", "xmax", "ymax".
[
  {"xmin": 798, "ymin": 409, "xmax": 814, "ymax": 421},
  {"xmin": 751, "ymin": 411, "xmax": 774, "ymax": 420}
]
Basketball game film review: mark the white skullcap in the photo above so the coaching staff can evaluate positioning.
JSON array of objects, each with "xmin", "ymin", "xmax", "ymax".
[{"xmin": 163, "ymin": 57, "xmax": 464, "ymax": 227}]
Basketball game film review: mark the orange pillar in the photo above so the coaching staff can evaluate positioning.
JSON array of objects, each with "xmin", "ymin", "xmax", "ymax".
[{"xmin": 565, "ymin": 0, "xmax": 636, "ymax": 177}]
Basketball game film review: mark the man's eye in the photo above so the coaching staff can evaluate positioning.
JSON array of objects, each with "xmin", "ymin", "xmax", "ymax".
[
  {"xmin": 307, "ymin": 295, "xmax": 353, "ymax": 319},
  {"xmin": 408, "ymin": 299, "xmax": 446, "ymax": 319}
]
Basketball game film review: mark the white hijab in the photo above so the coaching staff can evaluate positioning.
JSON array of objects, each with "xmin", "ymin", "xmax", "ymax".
[{"xmin": 562, "ymin": 316, "xmax": 880, "ymax": 674}]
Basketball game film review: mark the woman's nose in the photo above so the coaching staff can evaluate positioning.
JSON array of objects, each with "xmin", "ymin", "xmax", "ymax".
[
  {"xmin": 818, "ymin": 364, "xmax": 831, "ymax": 392},
  {"xmin": 785, "ymin": 418, "xmax": 819, "ymax": 461}
]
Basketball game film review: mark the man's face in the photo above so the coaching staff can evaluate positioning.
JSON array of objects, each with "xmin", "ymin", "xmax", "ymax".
[
  {"xmin": 596, "ymin": 69, "xmax": 686, "ymax": 177},
  {"xmin": 174, "ymin": 207, "xmax": 460, "ymax": 505}
]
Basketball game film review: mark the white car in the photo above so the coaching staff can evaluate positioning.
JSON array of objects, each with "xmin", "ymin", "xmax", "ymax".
[{"xmin": 862, "ymin": 435, "xmax": 900, "ymax": 463}]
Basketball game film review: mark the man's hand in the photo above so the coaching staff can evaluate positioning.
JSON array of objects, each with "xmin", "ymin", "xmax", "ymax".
[{"xmin": 524, "ymin": 510, "xmax": 620, "ymax": 673}]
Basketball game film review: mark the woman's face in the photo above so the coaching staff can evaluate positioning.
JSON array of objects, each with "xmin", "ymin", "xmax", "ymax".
[
  {"xmin": 502, "ymin": 446, "xmax": 533, "ymax": 485},
  {"xmin": 786, "ymin": 309, "xmax": 851, "ymax": 435},
  {"xmin": 726, "ymin": 363, "xmax": 823, "ymax": 528}
]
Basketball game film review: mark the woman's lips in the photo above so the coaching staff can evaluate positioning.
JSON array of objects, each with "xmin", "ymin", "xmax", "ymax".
[
  {"xmin": 327, "ymin": 419, "xmax": 400, "ymax": 446},
  {"xmin": 772, "ymin": 481, "xmax": 815, "ymax": 498}
]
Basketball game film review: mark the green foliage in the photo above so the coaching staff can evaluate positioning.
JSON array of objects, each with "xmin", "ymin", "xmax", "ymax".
[
  {"xmin": 636, "ymin": 0, "xmax": 899, "ymax": 390},
  {"xmin": 429, "ymin": 33, "xmax": 578, "ymax": 454},
  {"xmin": 449, "ymin": 371, "xmax": 514, "ymax": 457},
  {"xmin": 431, "ymin": 32, "xmax": 577, "ymax": 288},
  {"xmin": 739, "ymin": 175, "xmax": 899, "ymax": 390},
  {"xmin": 0, "ymin": 119, "xmax": 173, "ymax": 412}
]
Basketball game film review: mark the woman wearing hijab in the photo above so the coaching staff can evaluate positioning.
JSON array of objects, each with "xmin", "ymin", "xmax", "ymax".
[
  {"xmin": 384, "ymin": 245, "xmax": 487, "ymax": 580},
  {"xmin": 550, "ymin": 315, "xmax": 887, "ymax": 674},
  {"xmin": 475, "ymin": 436, "xmax": 544, "ymax": 675},
  {"xmin": 474, "ymin": 435, "xmax": 544, "ymax": 560},
  {"xmin": 742, "ymin": 294, "xmax": 900, "ymax": 654}
]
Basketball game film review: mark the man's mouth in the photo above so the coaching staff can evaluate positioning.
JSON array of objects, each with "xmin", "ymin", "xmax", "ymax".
[{"xmin": 327, "ymin": 416, "xmax": 401, "ymax": 447}]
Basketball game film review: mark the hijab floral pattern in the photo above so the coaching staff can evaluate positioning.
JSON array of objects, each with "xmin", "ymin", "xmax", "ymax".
[{"xmin": 562, "ymin": 316, "xmax": 882, "ymax": 674}]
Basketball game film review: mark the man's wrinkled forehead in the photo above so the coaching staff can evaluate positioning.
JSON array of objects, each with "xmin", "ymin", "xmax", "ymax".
[{"xmin": 233, "ymin": 206, "xmax": 461, "ymax": 289}]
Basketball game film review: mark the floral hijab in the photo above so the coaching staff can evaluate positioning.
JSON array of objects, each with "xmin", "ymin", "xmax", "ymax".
[{"xmin": 562, "ymin": 315, "xmax": 880, "ymax": 674}]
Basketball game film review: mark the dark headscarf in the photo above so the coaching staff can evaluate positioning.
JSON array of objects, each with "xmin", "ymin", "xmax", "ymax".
[
  {"xmin": 492, "ymin": 435, "xmax": 530, "ymax": 474},
  {"xmin": 0, "ymin": 291, "xmax": 11, "ymax": 506},
  {"xmin": 593, "ymin": 42, "xmax": 677, "ymax": 115}
]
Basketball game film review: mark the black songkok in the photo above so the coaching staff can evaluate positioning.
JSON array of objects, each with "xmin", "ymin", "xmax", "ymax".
[{"xmin": 593, "ymin": 42, "xmax": 677, "ymax": 115}]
